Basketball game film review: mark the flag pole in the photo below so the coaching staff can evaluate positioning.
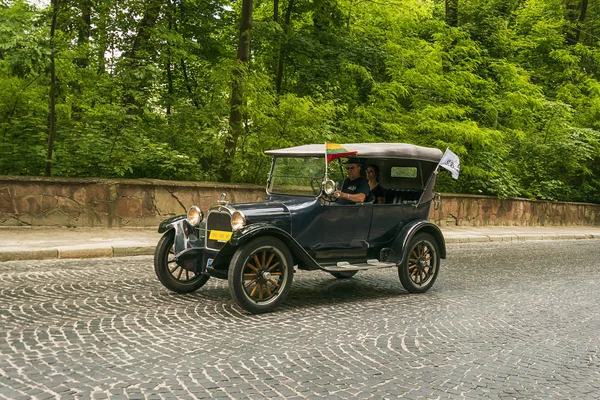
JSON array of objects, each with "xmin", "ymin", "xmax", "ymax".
[
  {"xmin": 415, "ymin": 150, "xmax": 445, "ymax": 207},
  {"xmin": 415, "ymin": 168, "xmax": 438, "ymax": 207},
  {"xmin": 324, "ymin": 142, "xmax": 329, "ymax": 180}
]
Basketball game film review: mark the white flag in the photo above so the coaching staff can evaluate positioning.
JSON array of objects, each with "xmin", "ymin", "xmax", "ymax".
[{"xmin": 439, "ymin": 148, "xmax": 460, "ymax": 179}]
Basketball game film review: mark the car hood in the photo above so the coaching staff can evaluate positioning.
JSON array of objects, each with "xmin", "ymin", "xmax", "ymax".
[{"xmin": 225, "ymin": 197, "xmax": 318, "ymax": 234}]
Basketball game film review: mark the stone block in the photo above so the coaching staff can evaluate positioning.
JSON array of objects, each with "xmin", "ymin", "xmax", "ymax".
[
  {"xmin": 58, "ymin": 247, "xmax": 113, "ymax": 259},
  {"xmin": 57, "ymin": 197, "xmax": 82, "ymax": 219},
  {"xmin": 117, "ymin": 185, "xmax": 144, "ymax": 198},
  {"xmin": 41, "ymin": 195, "xmax": 58, "ymax": 212},
  {"xmin": 114, "ymin": 198, "xmax": 142, "ymax": 218},
  {"xmin": 16, "ymin": 195, "xmax": 41, "ymax": 215},
  {"xmin": 518, "ymin": 235, "xmax": 543, "ymax": 241},
  {"xmin": 0, "ymin": 216, "xmax": 23, "ymax": 226},
  {"xmin": 487, "ymin": 235, "xmax": 504, "ymax": 242},
  {"xmin": 73, "ymin": 187, "xmax": 89, "ymax": 204},
  {"xmin": 153, "ymin": 188, "xmax": 185, "ymax": 216},
  {"xmin": 0, "ymin": 187, "xmax": 14, "ymax": 213},
  {"xmin": 0, "ymin": 249, "xmax": 58, "ymax": 262},
  {"xmin": 87, "ymin": 184, "xmax": 109, "ymax": 201},
  {"xmin": 32, "ymin": 209, "xmax": 73, "ymax": 226},
  {"xmin": 141, "ymin": 190, "xmax": 156, "ymax": 217},
  {"xmin": 92, "ymin": 201, "xmax": 110, "ymax": 215},
  {"xmin": 467, "ymin": 235, "xmax": 489, "ymax": 243},
  {"xmin": 543, "ymin": 235, "xmax": 559, "ymax": 240},
  {"xmin": 557, "ymin": 234, "xmax": 575, "ymax": 240},
  {"xmin": 113, "ymin": 246, "xmax": 155, "ymax": 257},
  {"xmin": 39, "ymin": 184, "xmax": 73, "ymax": 197}
]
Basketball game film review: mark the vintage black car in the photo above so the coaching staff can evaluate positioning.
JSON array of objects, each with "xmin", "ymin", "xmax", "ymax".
[{"xmin": 154, "ymin": 143, "xmax": 455, "ymax": 313}]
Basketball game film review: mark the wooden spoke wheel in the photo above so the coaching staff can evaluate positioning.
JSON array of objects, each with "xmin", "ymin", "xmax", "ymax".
[
  {"xmin": 398, "ymin": 233, "xmax": 440, "ymax": 293},
  {"xmin": 228, "ymin": 237, "xmax": 293, "ymax": 314},
  {"xmin": 154, "ymin": 230, "xmax": 209, "ymax": 293}
]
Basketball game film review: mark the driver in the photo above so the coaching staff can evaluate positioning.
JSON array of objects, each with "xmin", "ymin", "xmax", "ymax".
[{"xmin": 333, "ymin": 158, "xmax": 370, "ymax": 204}]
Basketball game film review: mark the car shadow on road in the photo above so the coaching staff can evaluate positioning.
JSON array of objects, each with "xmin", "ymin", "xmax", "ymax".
[{"xmin": 152, "ymin": 272, "xmax": 414, "ymax": 316}]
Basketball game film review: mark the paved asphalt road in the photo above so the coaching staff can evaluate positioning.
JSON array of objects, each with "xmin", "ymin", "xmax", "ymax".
[{"xmin": 1, "ymin": 240, "xmax": 599, "ymax": 399}]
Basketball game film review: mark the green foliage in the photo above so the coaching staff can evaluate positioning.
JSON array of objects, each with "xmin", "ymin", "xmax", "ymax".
[{"xmin": 0, "ymin": 0, "xmax": 599, "ymax": 203}]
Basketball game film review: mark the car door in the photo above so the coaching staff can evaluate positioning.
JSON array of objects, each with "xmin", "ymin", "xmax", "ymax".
[{"xmin": 319, "ymin": 203, "xmax": 373, "ymax": 253}]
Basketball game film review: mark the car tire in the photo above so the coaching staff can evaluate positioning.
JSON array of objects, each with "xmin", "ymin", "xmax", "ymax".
[
  {"xmin": 228, "ymin": 237, "xmax": 294, "ymax": 314},
  {"xmin": 398, "ymin": 233, "xmax": 440, "ymax": 293},
  {"xmin": 154, "ymin": 230, "xmax": 210, "ymax": 293},
  {"xmin": 330, "ymin": 271, "xmax": 358, "ymax": 279}
]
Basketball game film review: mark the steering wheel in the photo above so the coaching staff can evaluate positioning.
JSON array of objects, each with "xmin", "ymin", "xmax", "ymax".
[
  {"xmin": 322, "ymin": 192, "xmax": 336, "ymax": 202},
  {"xmin": 310, "ymin": 178, "xmax": 322, "ymax": 195},
  {"xmin": 320, "ymin": 179, "xmax": 338, "ymax": 202}
]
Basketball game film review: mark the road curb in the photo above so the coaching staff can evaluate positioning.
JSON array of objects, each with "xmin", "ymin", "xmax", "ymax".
[
  {"xmin": 444, "ymin": 234, "xmax": 599, "ymax": 244},
  {"xmin": 0, "ymin": 249, "xmax": 59, "ymax": 262},
  {"xmin": 0, "ymin": 246, "xmax": 156, "ymax": 262}
]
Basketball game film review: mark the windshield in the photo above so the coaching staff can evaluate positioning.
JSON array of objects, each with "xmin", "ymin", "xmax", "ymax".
[{"xmin": 268, "ymin": 157, "xmax": 345, "ymax": 196}]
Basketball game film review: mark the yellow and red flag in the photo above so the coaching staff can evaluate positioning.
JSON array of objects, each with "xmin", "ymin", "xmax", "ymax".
[{"xmin": 325, "ymin": 143, "xmax": 357, "ymax": 163}]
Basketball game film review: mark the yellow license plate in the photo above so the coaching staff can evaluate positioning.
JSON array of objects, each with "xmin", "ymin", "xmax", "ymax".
[{"xmin": 209, "ymin": 230, "xmax": 232, "ymax": 241}]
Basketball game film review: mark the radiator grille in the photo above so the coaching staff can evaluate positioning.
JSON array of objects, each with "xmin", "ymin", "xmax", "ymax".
[{"xmin": 206, "ymin": 211, "xmax": 232, "ymax": 250}]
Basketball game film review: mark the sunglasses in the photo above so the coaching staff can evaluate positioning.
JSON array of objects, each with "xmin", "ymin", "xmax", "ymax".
[{"xmin": 345, "ymin": 166, "xmax": 357, "ymax": 170}]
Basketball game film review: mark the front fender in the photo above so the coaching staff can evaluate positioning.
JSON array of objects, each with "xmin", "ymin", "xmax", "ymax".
[
  {"xmin": 229, "ymin": 222, "xmax": 292, "ymax": 247},
  {"xmin": 211, "ymin": 223, "xmax": 320, "ymax": 271},
  {"xmin": 158, "ymin": 215, "xmax": 186, "ymax": 233},
  {"xmin": 161, "ymin": 217, "xmax": 206, "ymax": 255},
  {"xmin": 386, "ymin": 220, "xmax": 446, "ymax": 264}
]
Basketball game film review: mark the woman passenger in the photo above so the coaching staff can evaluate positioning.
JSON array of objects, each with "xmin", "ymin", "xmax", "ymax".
[{"xmin": 366, "ymin": 164, "xmax": 385, "ymax": 204}]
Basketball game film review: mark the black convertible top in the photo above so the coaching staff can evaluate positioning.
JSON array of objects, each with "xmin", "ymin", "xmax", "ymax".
[{"xmin": 265, "ymin": 143, "xmax": 443, "ymax": 163}]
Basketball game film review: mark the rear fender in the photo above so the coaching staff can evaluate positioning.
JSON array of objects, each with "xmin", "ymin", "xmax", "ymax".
[{"xmin": 385, "ymin": 220, "xmax": 446, "ymax": 264}]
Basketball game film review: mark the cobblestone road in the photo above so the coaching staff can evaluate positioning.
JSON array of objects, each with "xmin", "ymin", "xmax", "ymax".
[{"xmin": 1, "ymin": 240, "xmax": 599, "ymax": 399}]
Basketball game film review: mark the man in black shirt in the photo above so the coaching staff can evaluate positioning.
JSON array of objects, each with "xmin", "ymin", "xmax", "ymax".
[{"xmin": 334, "ymin": 158, "xmax": 370, "ymax": 204}]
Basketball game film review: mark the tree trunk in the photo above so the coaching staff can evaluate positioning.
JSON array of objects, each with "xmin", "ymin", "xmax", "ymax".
[
  {"xmin": 565, "ymin": 0, "xmax": 588, "ymax": 45},
  {"xmin": 166, "ymin": 4, "xmax": 174, "ymax": 115},
  {"xmin": 176, "ymin": 0, "xmax": 199, "ymax": 109},
  {"xmin": 180, "ymin": 59, "xmax": 199, "ymax": 109},
  {"xmin": 75, "ymin": 0, "xmax": 92, "ymax": 68},
  {"xmin": 445, "ymin": 0, "xmax": 458, "ymax": 27},
  {"xmin": 166, "ymin": 57, "xmax": 173, "ymax": 115},
  {"xmin": 221, "ymin": 0, "xmax": 253, "ymax": 182},
  {"xmin": 122, "ymin": 0, "xmax": 162, "ymax": 113},
  {"xmin": 45, "ymin": 0, "xmax": 60, "ymax": 177},
  {"xmin": 275, "ymin": 0, "xmax": 294, "ymax": 95},
  {"xmin": 127, "ymin": 0, "xmax": 162, "ymax": 61}
]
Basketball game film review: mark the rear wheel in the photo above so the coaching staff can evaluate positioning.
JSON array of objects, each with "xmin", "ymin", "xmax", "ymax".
[
  {"xmin": 228, "ymin": 237, "xmax": 293, "ymax": 314},
  {"xmin": 398, "ymin": 233, "xmax": 440, "ymax": 293},
  {"xmin": 154, "ymin": 230, "xmax": 209, "ymax": 293}
]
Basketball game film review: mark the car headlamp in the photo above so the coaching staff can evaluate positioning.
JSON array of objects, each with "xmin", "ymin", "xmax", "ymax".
[
  {"xmin": 186, "ymin": 206, "xmax": 203, "ymax": 227},
  {"xmin": 231, "ymin": 211, "xmax": 246, "ymax": 231}
]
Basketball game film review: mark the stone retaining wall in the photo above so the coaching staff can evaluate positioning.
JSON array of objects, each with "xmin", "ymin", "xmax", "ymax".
[
  {"xmin": 0, "ymin": 176, "xmax": 599, "ymax": 227},
  {"xmin": 0, "ymin": 176, "xmax": 266, "ymax": 227},
  {"xmin": 430, "ymin": 193, "xmax": 600, "ymax": 226}
]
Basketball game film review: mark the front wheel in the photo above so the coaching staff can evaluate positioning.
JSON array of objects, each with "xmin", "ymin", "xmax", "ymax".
[
  {"xmin": 228, "ymin": 237, "xmax": 294, "ymax": 314},
  {"xmin": 154, "ymin": 230, "xmax": 209, "ymax": 293},
  {"xmin": 398, "ymin": 233, "xmax": 440, "ymax": 293}
]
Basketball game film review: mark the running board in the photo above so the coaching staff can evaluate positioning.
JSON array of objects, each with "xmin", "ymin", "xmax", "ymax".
[{"xmin": 322, "ymin": 259, "xmax": 397, "ymax": 272}]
